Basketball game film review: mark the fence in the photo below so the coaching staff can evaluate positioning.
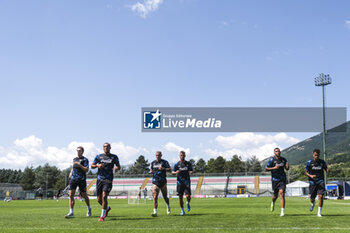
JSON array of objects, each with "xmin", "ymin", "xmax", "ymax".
[{"xmin": 2, "ymin": 174, "xmax": 349, "ymax": 200}]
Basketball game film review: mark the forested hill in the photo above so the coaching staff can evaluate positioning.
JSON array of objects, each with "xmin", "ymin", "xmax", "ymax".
[{"xmin": 282, "ymin": 121, "xmax": 350, "ymax": 165}]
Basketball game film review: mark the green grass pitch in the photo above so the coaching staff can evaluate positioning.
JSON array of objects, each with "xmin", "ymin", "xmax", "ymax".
[{"xmin": 1, "ymin": 197, "xmax": 350, "ymax": 232}]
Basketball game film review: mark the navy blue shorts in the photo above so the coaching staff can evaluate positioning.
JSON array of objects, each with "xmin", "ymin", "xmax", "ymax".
[
  {"xmin": 177, "ymin": 181, "xmax": 191, "ymax": 196},
  {"xmin": 69, "ymin": 179, "xmax": 87, "ymax": 193},
  {"xmin": 96, "ymin": 179, "xmax": 113, "ymax": 195},
  {"xmin": 309, "ymin": 182, "xmax": 325, "ymax": 199},
  {"xmin": 272, "ymin": 180, "xmax": 286, "ymax": 196}
]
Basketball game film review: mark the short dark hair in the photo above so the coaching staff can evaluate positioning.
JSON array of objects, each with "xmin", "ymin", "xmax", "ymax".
[
  {"xmin": 156, "ymin": 151, "xmax": 162, "ymax": 156},
  {"xmin": 180, "ymin": 151, "xmax": 186, "ymax": 156},
  {"xmin": 313, "ymin": 148, "xmax": 321, "ymax": 154},
  {"xmin": 274, "ymin": 147, "xmax": 280, "ymax": 151},
  {"xmin": 77, "ymin": 146, "xmax": 84, "ymax": 152}
]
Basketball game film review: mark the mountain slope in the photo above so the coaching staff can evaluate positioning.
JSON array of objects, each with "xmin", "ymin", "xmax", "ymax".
[{"xmin": 282, "ymin": 121, "xmax": 350, "ymax": 165}]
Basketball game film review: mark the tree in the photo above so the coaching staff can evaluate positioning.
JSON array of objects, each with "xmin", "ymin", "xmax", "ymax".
[
  {"xmin": 329, "ymin": 163, "xmax": 346, "ymax": 178},
  {"xmin": 195, "ymin": 158, "xmax": 207, "ymax": 173},
  {"xmin": 189, "ymin": 159, "xmax": 196, "ymax": 172},
  {"xmin": 225, "ymin": 155, "xmax": 245, "ymax": 173},
  {"xmin": 15, "ymin": 170, "xmax": 23, "ymax": 183},
  {"xmin": 118, "ymin": 165, "xmax": 130, "ymax": 174},
  {"xmin": 34, "ymin": 164, "xmax": 62, "ymax": 190},
  {"xmin": 288, "ymin": 164, "xmax": 307, "ymax": 182},
  {"xmin": 20, "ymin": 167, "xmax": 35, "ymax": 190},
  {"xmin": 128, "ymin": 155, "xmax": 150, "ymax": 174},
  {"xmin": 54, "ymin": 167, "xmax": 72, "ymax": 190},
  {"xmin": 207, "ymin": 156, "xmax": 226, "ymax": 173},
  {"xmin": 247, "ymin": 156, "xmax": 262, "ymax": 173}
]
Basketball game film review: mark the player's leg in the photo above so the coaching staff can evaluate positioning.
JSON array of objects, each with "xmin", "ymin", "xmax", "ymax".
[
  {"xmin": 96, "ymin": 180, "xmax": 106, "ymax": 221},
  {"xmin": 97, "ymin": 194, "xmax": 102, "ymax": 205},
  {"xmin": 179, "ymin": 195, "xmax": 185, "ymax": 215},
  {"xmin": 98, "ymin": 191, "xmax": 109, "ymax": 221},
  {"xmin": 96, "ymin": 180, "xmax": 103, "ymax": 206},
  {"xmin": 81, "ymin": 192, "xmax": 90, "ymax": 208},
  {"xmin": 178, "ymin": 183, "xmax": 185, "ymax": 215},
  {"xmin": 66, "ymin": 180, "xmax": 77, "ymax": 218},
  {"xmin": 152, "ymin": 184, "xmax": 160, "ymax": 216},
  {"xmin": 79, "ymin": 181, "xmax": 91, "ymax": 217},
  {"xmin": 317, "ymin": 183, "xmax": 325, "ymax": 217},
  {"xmin": 318, "ymin": 193, "xmax": 323, "ymax": 207},
  {"xmin": 99, "ymin": 181, "xmax": 112, "ymax": 221},
  {"xmin": 102, "ymin": 191, "xmax": 108, "ymax": 212},
  {"xmin": 66, "ymin": 189, "xmax": 75, "ymax": 217},
  {"xmin": 279, "ymin": 189, "xmax": 285, "ymax": 216},
  {"xmin": 69, "ymin": 190, "xmax": 76, "ymax": 209},
  {"xmin": 81, "ymin": 192, "xmax": 91, "ymax": 216},
  {"xmin": 271, "ymin": 181, "xmax": 278, "ymax": 211},
  {"xmin": 309, "ymin": 184, "xmax": 317, "ymax": 212},
  {"xmin": 185, "ymin": 182, "xmax": 191, "ymax": 212},
  {"xmin": 103, "ymin": 181, "xmax": 112, "ymax": 218},
  {"xmin": 160, "ymin": 185, "xmax": 171, "ymax": 214},
  {"xmin": 317, "ymin": 194, "xmax": 324, "ymax": 217}
]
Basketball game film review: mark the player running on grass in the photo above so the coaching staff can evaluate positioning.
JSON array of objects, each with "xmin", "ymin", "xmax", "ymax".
[
  {"xmin": 91, "ymin": 142, "xmax": 120, "ymax": 222},
  {"xmin": 265, "ymin": 147, "xmax": 289, "ymax": 217},
  {"xmin": 305, "ymin": 148, "xmax": 330, "ymax": 217},
  {"xmin": 150, "ymin": 151, "xmax": 171, "ymax": 217},
  {"xmin": 172, "ymin": 151, "xmax": 193, "ymax": 216},
  {"xmin": 65, "ymin": 146, "xmax": 91, "ymax": 218}
]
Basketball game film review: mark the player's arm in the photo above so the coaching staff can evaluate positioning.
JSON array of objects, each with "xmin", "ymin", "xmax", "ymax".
[
  {"xmin": 266, "ymin": 164, "xmax": 280, "ymax": 171},
  {"xmin": 113, "ymin": 156, "xmax": 120, "ymax": 172},
  {"xmin": 68, "ymin": 169, "xmax": 73, "ymax": 179},
  {"xmin": 172, "ymin": 164, "xmax": 179, "ymax": 175},
  {"xmin": 285, "ymin": 162, "xmax": 290, "ymax": 171},
  {"xmin": 265, "ymin": 159, "xmax": 279, "ymax": 171},
  {"xmin": 164, "ymin": 161, "xmax": 171, "ymax": 172},
  {"xmin": 324, "ymin": 163, "xmax": 330, "ymax": 173},
  {"xmin": 74, "ymin": 161, "xmax": 89, "ymax": 172},
  {"xmin": 304, "ymin": 170, "xmax": 316, "ymax": 179},
  {"xmin": 265, "ymin": 163, "xmax": 280, "ymax": 172},
  {"xmin": 91, "ymin": 155, "xmax": 103, "ymax": 169},
  {"xmin": 91, "ymin": 163, "xmax": 103, "ymax": 169},
  {"xmin": 113, "ymin": 164, "xmax": 120, "ymax": 172},
  {"xmin": 149, "ymin": 163, "xmax": 154, "ymax": 174},
  {"xmin": 304, "ymin": 165, "xmax": 316, "ymax": 179},
  {"xmin": 189, "ymin": 163, "xmax": 194, "ymax": 175},
  {"xmin": 304, "ymin": 161, "xmax": 316, "ymax": 178}
]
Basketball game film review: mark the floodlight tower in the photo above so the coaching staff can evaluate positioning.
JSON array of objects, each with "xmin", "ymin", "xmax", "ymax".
[{"xmin": 314, "ymin": 73, "xmax": 332, "ymax": 183}]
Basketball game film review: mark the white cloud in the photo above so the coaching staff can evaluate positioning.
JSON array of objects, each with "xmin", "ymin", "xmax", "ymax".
[
  {"xmin": 0, "ymin": 134, "xmax": 301, "ymax": 169},
  {"xmin": 215, "ymin": 133, "xmax": 299, "ymax": 149},
  {"xmin": 163, "ymin": 142, "xmax": 191, "ymax": 163},
  {"xmin": 205, "ymin": 143, "xmax": 278, "ymax": 161},
  {"xmin": 164, "ymin": 142, "xmax": 190, "ymax": 154},
  {"xmin": 205, "ymin": 133, "xmax": 300, "ymax": 161},
  {"xmin": 111, "ymin": 142, "xmax": 149, "ymax": 165},
  {"xmin": 0, "ymin": 136, "xmax": 148, "ymax": 170},
  {"xmin": 130, "ymin": 0, "xmax": 163, "ymax": 18},
  {"xmin": 346, "ymin": 20, "xmax": 350, "ymax": 29}
]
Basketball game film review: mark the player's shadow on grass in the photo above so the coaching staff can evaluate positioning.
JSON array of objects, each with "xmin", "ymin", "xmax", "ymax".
[
  {"xmin": 173, "ymin": 213, "xmax": 220, "ymax": 217},
  {"xmin": 109, "ymin": 217, "xmax": 153, "ymax": 221},
  {"xmin": 322, "ymin": 214, "xmax": 350, "ymax": 217},
  {"xmin": 283, "ymin": 214, "xmax": 311, "ymax": 216},
  {"xmin": 286, "ymin": 214, "xmax": 350, "ymax": 217}
]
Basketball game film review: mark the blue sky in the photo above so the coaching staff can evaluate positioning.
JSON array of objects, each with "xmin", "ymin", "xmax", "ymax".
[{"xmin": 0, "ymin": 0, "xmax": 349, "ymax": 169}]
